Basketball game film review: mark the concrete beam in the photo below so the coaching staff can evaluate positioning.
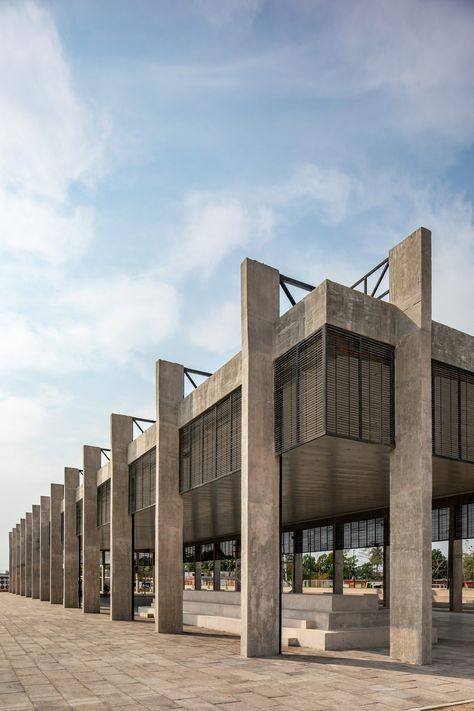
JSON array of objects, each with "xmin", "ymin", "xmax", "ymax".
[
  {"xmin": 32, "ymin": 504, "xmax": 40, "ymax": 599},
  {"xmin": 50, "ymin": 483, "xmax": 64, "ymax": 604},
  {"xmin": 155, "ymin": 360, "xmax": 183, "ymax": 634},
  {"xmin": 25, "ymin": 512, "xmax": 32, "ymax": 597},
  {"xmin": 110, "ymin": 414, "xmax": 133, "ymax": 621},
  {"xmin": 40, "ymin": 497, "xmax": 50, "ymax": 601},
  {"xmin": 240, "ymin": 258, "xmax": 280, "ymax": 658},
  {"xmin": 20, "ymin": 518, "xmax": 26, "ymax": 596},
  {"xmin": 83, "ymin": 446, "xmax": 101, "ymax": 614},
  {"xmin": 389, "ymin": 228, "xmax": 432, "ymax": 666},
  {"xmin": 64, "ymin": 468, "xmax": 80, "ymax": 608}
]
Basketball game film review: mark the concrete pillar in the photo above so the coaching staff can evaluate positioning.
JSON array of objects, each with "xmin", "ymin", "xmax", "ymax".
[
  {"xmin": 83, "ymin": 446, "xmax": 101, "ymax": 613},
  {"xmin": 333, "ymin": 548, "xmax": 344, "ymax": 595},
  {"xmin": 15, "ymin": 524, "xmax": 21, "ymax": 594},
  {"xmin": 25, "ymin": 512, "xmax": 32, "ymax": 597},
  {"xmin": 50, "ymin": 483, "xmax": 64, "ymax": 604},
  {"xmin": 110, "ymin": 414, "xmax": 134, "ymax": 621},
  {"xmin": 449, "ymin": 539, "xmax": 463, "ymax": 612},
  {"xmin": 40, "ymin": 496, "xmax": 51, "ymax": 601},
  {"xmin": 32, "ymin": 504, "xmax": 40, "ymax": 599},
  {"xmin": 11, "ymin": 529, "xmax": 16, "ymax": 594},
  {"xmin": 383, "ymin": 545, "xmax": 390, "ymax": 608},
  {"xmin": 293, "ymin": 553, "xmax": 303, "ymax": 594},
  {"xmin": 63, "ymin": 468, "xmax": 80, "ymax": 608},
  {"xmin": 240, "ymin": 259, "xmax": 280, "ymax": 658},
  {"xmin": 195, "ymin": 561, "xmax": 202, "ymax": 591},
  {"xmin": 20, "ymin": 518, "xmax": 26, "ymax": 596},
  {"xmin": 155, "ymin": 360, "xmax": 183, "ymax": 633},
  {"xmin": 389, "ymin": 227, "xmax": 432, "ymax": 665},
  {"xmin": 8, "ymin": 531, "xmax": 12, "ymax": 593}
]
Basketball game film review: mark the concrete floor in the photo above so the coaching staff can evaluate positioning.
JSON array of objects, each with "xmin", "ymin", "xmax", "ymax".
[{"xmin": 1, "ymin": 595, "xmax": 474, "ymax": 710}]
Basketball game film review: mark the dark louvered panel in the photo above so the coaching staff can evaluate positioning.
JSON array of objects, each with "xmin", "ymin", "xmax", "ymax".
[
  {"xmin": 179, "ymin": 388, "xmax": 242, "ymax": 492},
  {"xmin": 298, "ymin": 332, "xmax": 324, "ymax": 443},
  {"xmin": 129, "ymin": 448, "xmax": 156, "ymax": 514},
  {"xmin": 455, "ymin": 504, "xmax": 474, "ymax": 540},
  {"xmin": 335, "ymin": 517, "xmax": 384, "ymax": 550},
  {"xmin": 327, "ymin": 329, "xmax": 360, "ymax": 439},
  {"xmin": 184, "ymin": 545, "xmax": 195, "ymax": 564},
  {"xmin": 76, "ymin": 499, "xmax": 83, "ymax": 537},
  {"xmin": 301, "ymin": 525, "xmax": 333, "ymax": 553},
  {"xmin": 97, "ymin": 480, "xmax": 110, "ymax": 527},
  {"xmin": 433, "ymin": 362, "xmax": 459, "ymax": 458},
  {"xmin": 460, "ymin": 371, "xmax": 474, "ymax": 462},
  {"xmin": 281, "ymin": 531, "xmax": 294, "ymax": 555},
  {"xmin": 361, "ymin": 340, "xmax": 393, "ymax": 445},
  {"xmin": 432, "ymin": 507, "xmax": 449, "ymax": 542},
  {"xmin": 274, "ymin": 348, "xmax": 298, "ymax": 452}
]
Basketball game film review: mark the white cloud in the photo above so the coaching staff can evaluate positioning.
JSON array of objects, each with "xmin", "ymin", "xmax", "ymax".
[
  {"xmin": 193, "ymin": 0, "xmax": 265, "ymax": 29},
  {"xmin": 188, "ymin": 299, "xmax": 240, "ymax": 355},
  {"xmin": 0, "ymin": 1, "xmax": 106, "ymax": 265}
]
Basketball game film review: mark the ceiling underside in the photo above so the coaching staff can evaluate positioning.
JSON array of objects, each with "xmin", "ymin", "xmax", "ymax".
[{"xmin": 181, "ymin": 436, "xmax": 474, "ymax": 543}]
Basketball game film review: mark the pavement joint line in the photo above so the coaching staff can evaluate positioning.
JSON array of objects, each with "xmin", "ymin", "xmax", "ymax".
[{"xmin": 413, "ymin": 700, "xmax": 474, "ymax": 711}]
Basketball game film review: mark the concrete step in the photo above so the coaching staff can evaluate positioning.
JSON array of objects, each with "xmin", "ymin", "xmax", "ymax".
[
  {"xmin": 281, "ymin": 626, "xmax": 439, "ymax": 651},
  {"xmin": 282, "ymin": 607, "xmax": 389, "ymax": 630},
  {"xmin": 183, "ymin": 613, "xmax": 240, "ymax": 635}
]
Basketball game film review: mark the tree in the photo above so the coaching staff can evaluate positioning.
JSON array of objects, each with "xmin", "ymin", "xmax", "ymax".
[
  {"xmin": 432, "ymin": 548, "xmax": 448, "ymax": 580},
  {"xmin": 464, "ymin": 545, "xmax": 474, "ymax": 582},
  {"xmin": 369, "ymin": 545, "xmax": 383, "ymax": 578}
]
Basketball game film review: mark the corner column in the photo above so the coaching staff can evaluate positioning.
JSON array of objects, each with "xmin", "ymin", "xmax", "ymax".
[
  {"xmin": 389, "ymin": 227, "xmax": 433, "ymax": 665},
  {"xmin": 32, "ymin": 504, "xmax": 40, "ymax": 599},
  {"xmin": 83, "ymin": 446, "xmax": 101, "ymax": 613},
  {"xmin": 64, "ymin": 468, "xmax": 80, "ymax": 608},
  {"xmin": 50, "ymin": 483, "xmax": 64, "ymax": 604},
  {"xmin": 25, "ymin": 512, "xmax": 32, "ymax": 597},
  {"xmin": 40, "ymin": 497, "xmax": 51, "ymax": 601},
  {"xmin": 155, "ymin": 360, "xmax": 183, "ymax": 633},
  {"xmin": 240, "ymin": 259, "xmax": 280, "ymax": 657},
  {"xmin": 110, "ymin": 414, "xmax": 134, "ymax": 621}
]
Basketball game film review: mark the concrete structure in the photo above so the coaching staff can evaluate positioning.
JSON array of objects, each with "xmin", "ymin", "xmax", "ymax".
[
  {"xmin": 8, "ymin": 228, "xmax": 474, "ymax": 667},
  {"xmin": 39, "ymin": 496, "xmax": 50, "ymax": 601},
  {"xmin": 25, "ymin": 512, "xmax": 32, "ymax": 598},
  {"xmin": 31, "ymin": 504, "xmax": 40, "ymax": 599}
]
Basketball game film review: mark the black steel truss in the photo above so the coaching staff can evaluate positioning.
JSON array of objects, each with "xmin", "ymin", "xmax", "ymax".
[
  {"xmin": 279, "ymin": 274, "xmax": 315, "ymax": 307},
  {"xmin": 351, "ymin": 257, "xmax": 389, "ymax": 300},
  {"xmin": 184, "ymin": 367, "xmax": 213, "ymax": 389}
]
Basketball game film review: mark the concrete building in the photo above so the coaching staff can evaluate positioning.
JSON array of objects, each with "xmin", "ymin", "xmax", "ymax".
[{"xmin": 8, "ymin": 229, "xmax": 474, "ymax": 666}]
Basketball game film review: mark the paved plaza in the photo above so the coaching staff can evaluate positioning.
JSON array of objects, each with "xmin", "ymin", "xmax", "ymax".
[{"xmin": 1, "ymin": 595, "xmax": 474, "ymax": 711}]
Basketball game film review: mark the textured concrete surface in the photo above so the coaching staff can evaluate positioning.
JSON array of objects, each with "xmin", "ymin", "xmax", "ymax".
[
  {"xmin": 50, "ymin": 484, "xmax": 64, "ymax": 605},
  {"xmin": 25, "ymin": 513, "xmax": 32, "ymax": 599},
  {"xmin": 1, "ymin": 596, "xmax": 474, "ymax": 710},
  {"xmin": 63, "ymin": 469, "xmax": 80, "ymax": 610},
  {"xmin": 31, "ymin": 506, "xmax": 40, "ymax": 600},
  {"xmin": 83, "ymin": 446, "xmax": 101, "ymax": 615},
  {"xmin": 155, "ymin": 360, "xmax": 184, "ymax": 635},
  {"xmin": 39, "ymin": 497, "xmax": 50, "ymax": 603}
]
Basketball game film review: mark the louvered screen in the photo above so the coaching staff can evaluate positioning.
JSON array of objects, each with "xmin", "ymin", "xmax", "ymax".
[
  {"xmin": 433, "ymin": 361, "xmax": 474, "ymax": 463},
  {"xmin": 335, "ymin": 517, "xmax": 384, "ymax": 549},
  {"xmin": 327, "ymin": 327, "xmax": 394, "ymax": 445},
  {"xmin": 129, "ymin": 447, "xmax": 156, "ymax": 514},
  {"xmin": 219, "ymin": 539, "xmax": 238, "ymax": 560},
  {"xmin": 455, "ymin": 504, "xmax": 474, "ymax": 540},
  {"xmin": 432, "ymin": 507, "xmax": 449, "ymax": 542},
  {"xmin": 281, "ymin": 531, "xmax": 294, "ymax": 555},
  {"xmin": 300, "ymin": 525, "xmax": 333, "ymax": 553},
  {"xmin": 76, "ymin": 499, "xmax": 83, "ymax": 537},
  {"xmin": 274, "ymin": 330, "xmax": 324, "ymax": 454},
  {"xmin": 184, "ymin": 545, "xmax": 195, "ymax": 563},
  {"xmin": 97, "ymin": 479, "xmax": 110, "ymax": 527},
  {"xmin": 179, "ymin": 388, "xmax": 242, "ymax": 492}
]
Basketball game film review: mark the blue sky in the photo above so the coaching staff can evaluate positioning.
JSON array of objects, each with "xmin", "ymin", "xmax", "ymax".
[{"xmin": 1, "ymin": 0, "xmax": 474, "ymax": 567}]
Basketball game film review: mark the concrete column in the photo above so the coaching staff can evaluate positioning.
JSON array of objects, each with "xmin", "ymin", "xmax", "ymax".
[
  {"xmin": 20, "ymin": 518, "xmax": 26, "ymax": 595},
  {"xmin": 333, "ymin": 548, "xmax": 344, "ymax": 595},
  {"xmin": 40, "ymin": 497, "xmax": 51, "ymax": 601},
  {"xmin": 50, "ymin": 483, "xmax": 64, "ymax": 604},
  {"xmin": 32, "ymin": 504, "xmax": 40, "ymax": 599},
  {"xmin": 240, "ymin": 259, "xmax": 280, "ymax": 658},
  {"xmin": 64, "ymin": 468, "xmax": 80, "ymax": 608},
  {"xmin": 389, "ymin": 227, "xmax": 432, "ymax": 665},
  {"xmin": 195, "ymin": 561, "xmax": 202, "ymax": 591},
  {"xmin": 449, "ymin": 539, "xmax": 463, "ymax": 612},
  {"xmin": 110, "ymin": 414, "xmax": 134, "ymax": 621},
  {"xmin": 155, "ymin": 360, "xmax": 183, "ymax": 634},
  {"xmin": 25, "ymin": 512, "xmax": 32, "ymax": 597},
  {"xmin": 11, "ymin": 529, "xmax": 16, "ymax": 594},
  {"xmin": 9, "ymin": 531, "xmax": 12, "ymax": 593},
  {"xmin": 15, "ymin": 524, "xmax": 21, "ymax": 594},
  {"xmin": 293, "ymin": 553, "xmax": 303, "ymax": 594},
  {"xmin": 383, "ymin": 545, "xmax": 390, "ymax": 608},
  {"xmin": 83, "ymin": 446, "xmax": 101, "ymax": 614}
]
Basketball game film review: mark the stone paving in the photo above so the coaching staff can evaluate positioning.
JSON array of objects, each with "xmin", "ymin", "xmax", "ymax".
[{"xmin": 1, "ymin": 595, "xmax": 474, "ymax": 711}]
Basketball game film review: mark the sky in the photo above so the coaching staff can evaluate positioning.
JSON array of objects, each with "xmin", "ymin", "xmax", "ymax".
[{"xmin": 1, "ymin": 0, "xmax": 474, "ymax": 568}]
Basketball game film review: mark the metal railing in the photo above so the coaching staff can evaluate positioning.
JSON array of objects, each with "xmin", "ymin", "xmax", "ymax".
[{"xmin": 351, "ymin": 257, "xmax": 389, "ymax": 300}]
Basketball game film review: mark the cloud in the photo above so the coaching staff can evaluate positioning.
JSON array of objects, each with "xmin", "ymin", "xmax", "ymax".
[
  {"xmin": 193, "ymin": 0, "xmax": 265, "ymax": 29},
  {"xmin": 188, "ymin": 299, "xmax": 240, "ymax": 355},
  {"xmin": 0, "ymin": 1, "xmax": 107, "ymax": 264}
]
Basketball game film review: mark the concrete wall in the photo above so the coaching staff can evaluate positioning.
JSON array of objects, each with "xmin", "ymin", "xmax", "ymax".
[
  {"xmin": 128, "ymin": 425, "xmax": 156, "ymax": 464},
  {"xmin": 431, "ymin": 321, "xmax": 474, "ymax": 372}
]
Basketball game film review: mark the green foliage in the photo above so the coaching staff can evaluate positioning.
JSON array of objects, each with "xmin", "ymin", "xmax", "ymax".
[
  {"xmin": 464, "ymin": 545, "xmax": 474, "ymax": 581},
  {"xmin": 432, "ymin": 548, "xmax": 448, "ymax": 580}
]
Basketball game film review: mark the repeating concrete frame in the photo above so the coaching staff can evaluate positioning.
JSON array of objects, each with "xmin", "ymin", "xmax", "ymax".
[{"xmin": 7, "ymin": 228, "xmax": 474, "ymax": 667}]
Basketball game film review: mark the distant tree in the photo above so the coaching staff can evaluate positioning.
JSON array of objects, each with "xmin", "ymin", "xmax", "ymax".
[
  {"xmin": 432, "ymin": 548, "xmax": 448, "ymax": 580},
  {"xmin": 303, "ymin": 553, "xmax": 320, "ymax": 578},
  {"xmin": 369, "ymin": 545, "xmax": 384, "ymax": 577},
  {"xmin": 464, "ymin": 545, "xmax": 474, "ymax": 582},
  {"xmin": 355, "ymin": 562, "xmax": 375, "ymax": 580}
]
